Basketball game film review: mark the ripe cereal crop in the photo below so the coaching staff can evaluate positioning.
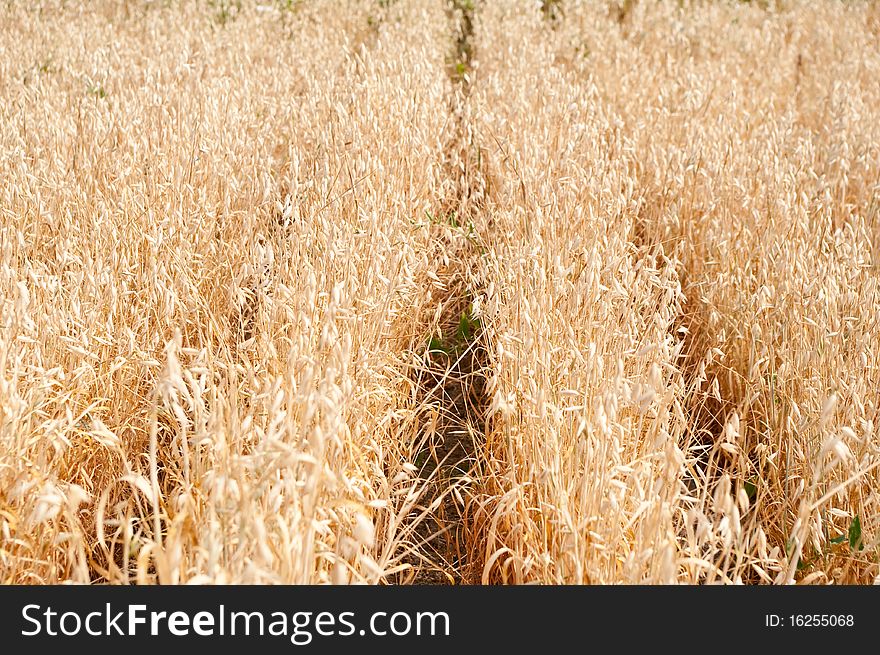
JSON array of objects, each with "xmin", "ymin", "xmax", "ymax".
[{"xmin": 1, "ymin": 0, "xmax": 878, "ymax": 585}]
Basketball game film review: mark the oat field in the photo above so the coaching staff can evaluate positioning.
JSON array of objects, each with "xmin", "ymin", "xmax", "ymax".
[{"xmin": 1, "ymin": 0, "xmax": 879, "ymax": 585}]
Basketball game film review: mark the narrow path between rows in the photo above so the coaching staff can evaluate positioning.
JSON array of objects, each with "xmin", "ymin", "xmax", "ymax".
[{"xmin": 407, "ymin": 0, "xmax": 489, "ymax": 585}]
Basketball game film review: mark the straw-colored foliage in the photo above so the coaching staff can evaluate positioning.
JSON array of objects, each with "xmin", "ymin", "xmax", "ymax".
[{"xmin": 1, "ymin": 0, "xmax": 878, "ymax": 584}]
